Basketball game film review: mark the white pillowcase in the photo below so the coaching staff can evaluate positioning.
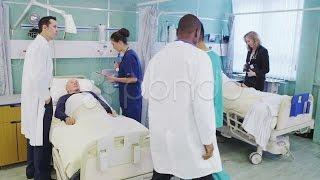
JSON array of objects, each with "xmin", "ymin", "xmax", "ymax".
[{"xmin": 50, "ymin": 78, "xmax": 101, "ymax": 105}]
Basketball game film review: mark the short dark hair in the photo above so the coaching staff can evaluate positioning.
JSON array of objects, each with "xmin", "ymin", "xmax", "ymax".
[
  {"xmin": 110, "ymin": 28, "xmax": 130, "ymax": 44},
  {"xmin": 38, "ymin": 16, "xmax": 56, "ymax": 33},
  {"xmin": 177, "ymin": 14, "xmax": 201, "ymax": 36}
]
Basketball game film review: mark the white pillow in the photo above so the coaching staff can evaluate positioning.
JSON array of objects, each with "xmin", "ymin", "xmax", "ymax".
[{"xmin": 50, "ymin": 78, "xmax": 101, "ymax": 105}]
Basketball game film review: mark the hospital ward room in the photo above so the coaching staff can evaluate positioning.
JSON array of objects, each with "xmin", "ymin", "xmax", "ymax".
[{"xmin": 1, "ymin": 0, "xmax": 320, "ymax": 180}]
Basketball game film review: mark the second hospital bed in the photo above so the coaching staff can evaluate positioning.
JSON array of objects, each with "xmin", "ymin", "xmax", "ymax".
[
  {"xmin": 49, "ymin": 76, "xmax": 153, "ymax": 180},
  {"xmin": 219, "ymin": 75, "xmax": 314, "ymax": 165}
]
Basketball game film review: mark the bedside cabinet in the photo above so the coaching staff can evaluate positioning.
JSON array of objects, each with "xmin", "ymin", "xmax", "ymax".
[{"xmin": 0, "ymin": 95, "xmax": 26, "ymax": 166}]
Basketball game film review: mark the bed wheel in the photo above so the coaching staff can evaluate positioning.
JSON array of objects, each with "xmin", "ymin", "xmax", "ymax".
[{"xmin": 249, "ymin": 152, "xmax": 262, "ymax": 165}]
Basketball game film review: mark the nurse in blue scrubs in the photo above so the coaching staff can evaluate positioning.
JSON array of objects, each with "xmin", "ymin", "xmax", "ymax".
[{"xmin": 106, "ymin": 28, "xmax": 142, "ymax": 123}]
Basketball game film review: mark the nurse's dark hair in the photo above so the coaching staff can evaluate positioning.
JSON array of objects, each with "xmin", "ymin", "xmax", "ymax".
[
  {"xmin": 177, "ymin": 14, "xmax": 201, "ymax": 36},
  {"xmin": 111, "ymin": 28, "xmax": 130, "ymax": 44},
  {"xmin": 38, "ymin": 16, "xmax": 56, "ymax": 33}
]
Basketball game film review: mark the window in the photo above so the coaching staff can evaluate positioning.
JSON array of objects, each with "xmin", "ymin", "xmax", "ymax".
[{"xmin": 232, "ymin": 0, "xmax": 304, "ymax": 80}]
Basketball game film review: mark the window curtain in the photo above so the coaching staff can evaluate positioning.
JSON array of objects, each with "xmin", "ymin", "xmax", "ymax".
[
  {"xmin": 137, "ymin": 6, "xmax": 158, "ymax": 127},
  {"xmin": 232, "ymin": 0, "xmax": 304, "ymax": 80},
  {"xmin": 0, "ymin": 0, "xmax": 12, "ymax": 95}
]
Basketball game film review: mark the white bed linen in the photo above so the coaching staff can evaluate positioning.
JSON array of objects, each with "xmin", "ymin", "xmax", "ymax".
[
  {"xmin": 242, "ymin": 94, "xmax": 284, "ymax": 150},
  {"xmin": 222, "ymin": 74, "xmax": 288, "ymax": 129},
  {"xmin": 50, "ymin": 99, "xmax": 148, "ymax": 178}
]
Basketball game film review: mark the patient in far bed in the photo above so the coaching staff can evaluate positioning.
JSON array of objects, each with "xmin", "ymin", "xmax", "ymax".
[
  {"xmin": 223, "ymin": 73, "xmax": 287, "ymax": 149},
  {"xmin": 55, "ymin": 79, "xmax": 117, "ymax": 125},
  {"xmin": 222, "ymin": 73, "xmax": 284, "ymax": 114}
]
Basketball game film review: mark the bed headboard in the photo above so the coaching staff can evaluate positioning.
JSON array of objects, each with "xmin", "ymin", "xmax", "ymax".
[
  {"xmin": 53, "ymin": 75, "xmax": 86, "ymax": 79},
  {"xmin": 51, "ymin": 75, "xmax": 102, "ymax": 105}
]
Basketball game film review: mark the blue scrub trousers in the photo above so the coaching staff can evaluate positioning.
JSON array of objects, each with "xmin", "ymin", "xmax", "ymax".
[
  {"xmin": 121, "ymin": 98, "xmax": 142, "ymax": 123},
  {"xmin": 26, "ymin": 101, "xmax": 53, "ymax": 180}
]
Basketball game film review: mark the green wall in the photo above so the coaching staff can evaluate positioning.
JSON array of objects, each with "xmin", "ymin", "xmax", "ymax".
[
  {"xmin": 158, "ymin": 0, "xmax": 231, "ymax": 40},
  {"xmin": 295, "ymin": 0, "xmax": 320, "ymax": 143},
  {"xmin": 8, "ymin": 0, "xmax": 137, "ymax": 111},
  {"xmin": 7, "ymin": 0, "xmax": 232, "ymax": 111},
  {"xmin": 278, "ymin": 81, "xmax": 296, "ymax": 96}
]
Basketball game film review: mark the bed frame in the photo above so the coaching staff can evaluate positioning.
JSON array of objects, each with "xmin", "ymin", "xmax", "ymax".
[
  {"xmin": 51, "ymin": 76, "xmax": 153, "ymax": 180},
  {"xmin": 219, "ymin": 96, "xmax": 314, "ymax": 165},
  {"xmin": 52, "ymin": 136, "xmax": 153, "ymax": 180}
]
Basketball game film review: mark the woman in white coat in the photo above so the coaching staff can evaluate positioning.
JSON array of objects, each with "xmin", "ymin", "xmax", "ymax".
[
  {"xmin": 142, "ymin": 14, "xmax": 222, "ymax": 180},
  {"xmin": 21, "ymin": 16, "xmax": 58, "ymax": 180}
]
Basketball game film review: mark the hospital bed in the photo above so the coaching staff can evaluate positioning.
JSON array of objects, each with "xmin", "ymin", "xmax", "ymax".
[
  {"xmin": 219, "ymin": 76, "xmax": 314, "ymax": 165},
  {"xmin": 49, "ymin": 76, "xmax": 153, "ymax": 180}
]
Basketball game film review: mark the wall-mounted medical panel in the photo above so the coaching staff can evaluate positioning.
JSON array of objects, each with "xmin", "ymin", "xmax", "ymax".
[
  {"xmin": 9, "ymin": 40, "xmax": 128, "ymax": 59},
  {"xmin": 9, "ymin": 40, "xmax": 227, "ymax": 59}
]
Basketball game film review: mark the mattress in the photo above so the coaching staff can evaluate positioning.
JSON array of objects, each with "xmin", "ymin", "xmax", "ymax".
[
  {"xmin": 223, "ymin": 81, "xmax": 287, "ymax": 128},
  {"xmin": 50, "ymin": 105, "xmax": 149, "ymax": 178}
]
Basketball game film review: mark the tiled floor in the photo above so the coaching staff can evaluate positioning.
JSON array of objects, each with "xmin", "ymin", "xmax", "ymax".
[
  {"xmin": 1, "ymin": 135, "xmax": 319, "ymax": 180},
  {"xmin": 220, "ymin": 135, "xmax": 320, "ymax": 180},
  {"xmin": 0, "ymin": 163, "xmax": 27, "ymax": 180}
]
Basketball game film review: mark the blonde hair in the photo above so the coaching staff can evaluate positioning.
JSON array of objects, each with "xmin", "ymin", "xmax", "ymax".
[{"xmin": 244, "ymin": 31, "xmax": 261, "ymax": 50}]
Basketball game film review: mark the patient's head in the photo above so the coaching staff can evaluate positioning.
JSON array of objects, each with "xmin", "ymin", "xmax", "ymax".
[{"xmin": 66, "ymin": 79, "xmax": 80, "ymax": 94}]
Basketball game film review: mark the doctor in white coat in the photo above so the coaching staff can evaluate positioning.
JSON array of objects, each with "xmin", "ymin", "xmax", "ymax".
[
  {"xmin": 21, "ymin": 16, "xmax": 58, "ymax": 180},
  {"xmin": 142, "ymin": 14, "xmax": 222, "ymax": 180}
]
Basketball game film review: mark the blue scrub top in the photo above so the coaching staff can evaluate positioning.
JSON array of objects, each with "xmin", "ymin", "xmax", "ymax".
[{"xmin": 118, "ymin": 49, "xmax": 142, "ymax": 122}]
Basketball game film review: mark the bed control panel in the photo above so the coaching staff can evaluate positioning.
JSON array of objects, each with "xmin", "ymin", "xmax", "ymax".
[
  {"xmin": 132, "ymin": 143, "xmax": 141, "ymax": 164},
  {"xmin": 97, "ymin": 132, "xmax": 149, "ymax": 172}
]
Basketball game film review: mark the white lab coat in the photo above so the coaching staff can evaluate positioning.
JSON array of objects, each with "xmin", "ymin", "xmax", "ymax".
[
  {"xmin": 21, "ymin": 35, "xmax": 53, "ymax": 146},
  {"xmin": 142, "ymin": 41, "xmax": 222, "ymax": 179}
]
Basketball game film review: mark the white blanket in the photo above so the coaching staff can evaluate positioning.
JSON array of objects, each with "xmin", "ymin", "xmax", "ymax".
[
  {"xmin": 65, "ymin": 92, "xmax": 99, "ymax": 116},
  {"xmin": 223, "ymin": 75, "xmax": 287, "ymax": 150},
  {"xmin": 242, "ymin": 94, "xmax": 283, "ymax": 150},
  {"xmin": 223, "ymin": 78, "xmax": 273, "ymax": 115},
  {"xmin": 223, "ymin": 74, "xmax": 285, "ymax": 149},
  {"xmin": 242, "ymin": 101, "xmax": 278, "ymax": 150},
  {"xmin": 223, "ymin": 75, "xmax": 287, "ymax": 121},
  {"xmin": 50, "ymin": 97, "xmax": 148, "ymax": 178}
]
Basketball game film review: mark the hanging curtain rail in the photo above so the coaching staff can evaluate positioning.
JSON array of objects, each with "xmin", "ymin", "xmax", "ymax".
[
  {"xmin": 199, "ymin": 17, "xmax": 228, "ymax": 22},
  {"xmin": 163, "ymin": 14, "xmax": 228, "ymax": 22},
  {"xmin": 230, "ymin": 7, "xmax": 320, "ymax": 16},
  {"xmin": 138, "ymin": 0, "xmax": 171, "ymax": 7},
  {"xmin": 157, "ymin": 11, "xmax": 190, "ymax": 25},
  {"xmin": 3, "ymin": 1, "xmax": 137, "ymax": 14},
  {"xmin": 19, "ymin": 23, "xmax": 119, "ymax": 32}
]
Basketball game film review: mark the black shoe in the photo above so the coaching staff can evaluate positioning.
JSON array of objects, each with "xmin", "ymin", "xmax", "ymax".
[
  {"xmin": 217, "ymin": 135, "xmax": 227, "ymax": 143},
  {"xmin": 26, "ymin": 165, "xmax": 34, "ymax": 179},
  {"xmin": 26, "ymin": 171, "xmax": 34, "ymax": 179}
]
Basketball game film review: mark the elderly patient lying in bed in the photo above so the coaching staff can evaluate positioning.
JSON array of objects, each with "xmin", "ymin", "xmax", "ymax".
[
  {"xmin": 55, "ymin": 79, "xmax": 117, "ymax": 125},
  {"xmin": 51, "ymin": 79, "xmax": 145, "ymax": 178},
  {"xmin": 222, "ymin": 73, "xmax": 284, "ymax": 115}
]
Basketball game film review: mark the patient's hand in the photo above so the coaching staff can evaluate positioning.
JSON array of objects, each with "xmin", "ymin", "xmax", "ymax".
[
  {"xmin": 240, "ymin": 83, "xmax": 248, "ymax": 88},
  {"xmin": 65, "ymin": 117, "xmax": 76, "ymax": 125}
]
